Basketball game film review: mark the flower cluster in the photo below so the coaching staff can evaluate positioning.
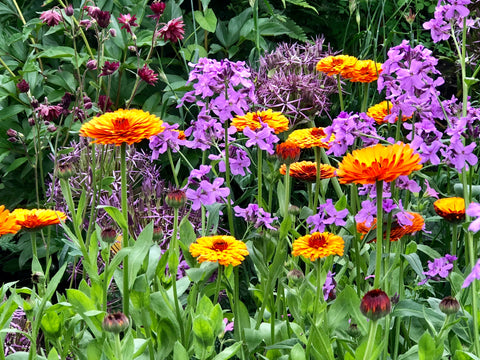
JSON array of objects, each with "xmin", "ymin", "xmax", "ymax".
[
  {"xmin": 423, "ymin": 0, "xmax": 472, "ymax": 43},
  {"xmin": 316, "ymin": 55, "xmax": 382, "ymax": 83},
  {"xmin": 306, "ymin": 199, "xmax": 349, "ymax": 233},
  {"xmin": 185, "ymin": 165, "xmax": 230, "ymax": 211},
  {"xmin": 233, "ymin": 204, "xmax": 277, "ymax": 230},
  {"xmin": 418, "ymin": 254, "xmax": 457, "ymax": 285}
]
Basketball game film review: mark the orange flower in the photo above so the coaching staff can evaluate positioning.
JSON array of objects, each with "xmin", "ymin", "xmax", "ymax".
[
  {"xmin": 276, "ymin": 141, "xmax": 301, "ymax": 164},
  {"xmin": 316, "ymin": 55, "xmax": 358, "ymax": 76},
  {"xmin": 336, "ymin": 143, "xmax": 422, "ymax": 185},
  {"xmin": 279, "ymin": 161, "xmax": 336, "ymax": 182},
  {"xmin": 433, "ymin": 197, "xmax": 465, "ymax": 223},
  {"xmin": 12, "ymin": 208, "xmax": 67, "ymax": 229},
  {"xmin": 292, "ymin": 232, "xmax": 344, "ymax": 261},
  {"xmin": 189, "ymin": 235, "xmax": 249, "ymax": 267},
  {"xmin": 287, "ymin": 127, "xmax": 332, "ymax": 149},
  {"xmin": 366, "ymin": 101, "xmax": 410, "ymax": 124},
  {"xmin": 79, "ymin": 109, "xmax": 164, "ymax": 145},
  {"xmin": 357, "ymin": 212, "xmax": 425, "ymax": 242},
  {"xmin": 232, "ymin": 109, "xmax": 289, "ymax": 134},
  {"xmin": 341, "ymin": 59, "xmax": 382, "ymax": 83},
  {"xmin": 0, "ymin": 205, "xmax": 21, "ymax": 236}
]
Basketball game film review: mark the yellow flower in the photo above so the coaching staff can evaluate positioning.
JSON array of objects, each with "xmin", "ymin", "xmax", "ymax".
[
  {"xmin": 279, "ymin": 161, "xmax": 336, "ymax": 182},
  {"xmin": 79, "ymin": 109, "xmax": 164, "ymax": 145},
  {"xmin": 433, "ymin": 197, "xmax": 465, "ymax": 223},
  {"xmin": 189, "ymin": 235, "xmax": 249, "ymax": 267},
  {"xmin": 341, "ymin": 59, "xmax": 382, "ymax": 83},
  {"xmin": 366, "ymin": 101, "xmax": 410, "ymax": 124},
  {"xmin": 357, "ymin": 212, "xmax": 425, "ymax": 242},
  {"xmin": 292, "ymin": 232, "xmax": 344, "ymax": 261},
  {"xmin": 12, "ymin": 208, "xmax": 67, "ymax": 230},
  {"xmin": 0, "ymin": 205, "xmax": 21, "ymax": 236},
  {"xmin": 316, "ymin": 55, "xmax": 358, "ymax": 76},
  {"xmin": 336, "ymin": 143, "xmax": 422, "ymax": 185},
  {"xmin": 232, "ymin": 109, "xmax": 289, "ymax": 134},
  {"xmin": 287, "ymin": 127, "xmax": 332, "ymax": 149}
]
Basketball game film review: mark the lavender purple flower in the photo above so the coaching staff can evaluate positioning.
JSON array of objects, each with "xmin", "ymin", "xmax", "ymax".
[
  {"xmin": 306, "ymin": 199, "xmax": 349, "ymax": 232},
  {"xmin": 323, "ymin": 271, "xmax": 337, "ymax": 301},
  {"xmin": 462, "ymin": 258, "xmax": 480, "ymax": 288},
  {"xmin": 233, "ymin": 203, "xmax": 278, "ymax": 230},
  {"xmin": 418, "ymin": 254, "xmax": 457, "ymax": 285}
]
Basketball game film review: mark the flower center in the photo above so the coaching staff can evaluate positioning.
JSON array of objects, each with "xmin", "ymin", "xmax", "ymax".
[
  {"xmin": 114, "ymin": 117, "xmax": 130, "ymax": 131},
  {"xmin": 311, "ymin": 128, "xmax": 325, "ymax": 137},
  {"xmin": 212, "ymin": 240, "xmax": 229, "ymax": 251},
  {"xmin": 308, "ymin": 234, "xmax": 327, "ymax": 249}
]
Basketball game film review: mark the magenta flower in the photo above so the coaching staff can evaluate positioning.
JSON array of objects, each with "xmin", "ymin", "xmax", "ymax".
[
  {"xmin": 138, "ymin": 64, "xmax": 158, "ymax": 85},
  {"xmin": 186, "ymin": 177, "xmax": 230, "ymax": 211},
  {"xmin": 40, "ymin": 9, "xmax": 63, "ymax": 26},
  {"xmin": 99, "ymin": 61, "xmax": 120, "ymax": 77},
  {"xmin": 148, "ymin": 1, "xmax": 166, "ymax": 20},
  {"xmin": 118, "ymin": 13, "xmax": 138, "ymax": 34},
  {"xmin": 158, "ymin": 17, "xmax": 185, "ymax": 43}
]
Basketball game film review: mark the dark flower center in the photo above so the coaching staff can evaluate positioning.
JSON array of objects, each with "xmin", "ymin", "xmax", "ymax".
[
  {"xmin": 311, "ymin": 128, "xmax": 325, "ymax": 137},
  {"xmin": 213, "ymin": 240, "xmax": 229, "ymax": 251},
  {"xmin": 308, "ymin": 234, "xmax": 326, "ymax": 249}
]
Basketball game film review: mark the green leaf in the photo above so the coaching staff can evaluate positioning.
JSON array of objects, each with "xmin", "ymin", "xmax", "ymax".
[
  {"xmin": 418, "ymin": 332, "xmax": 442, "ymax": 360},
  {"xmin": 41, "ymin": 310, "xmax": 61, "ymax": 337},
  {"xmin": 5, "ymin": 157, "xmax": 28, "ymax": 174},
  {"xmin": 0, "ymin": 104, "xmax": 25, "ymax": 120},
  {"xmin": 194, "ymin": 9, "xmax": 217, "ymax": 33},
  {"xmin": 38, "ymin": 46, "xmax": 75, "ymax": 58},
  {"xmin": 290, "ymin": 343, "xmax": 306, "ymax": 360},
  {"xmin": 173, "ymin": 341, "xmax": 189, "ymax": 360},
  {"xmin": 128, "ymin": 222, "xmax": 154, "ymax": 287},
  {"xmin": 402, "ymin": 253, "xmax": 424, "ymax": 278},
  {"xmin": 285, "ymin": 0, "xmax": 318, "ymax": 13},
  {"xmin": 98, "ymin": 205, "xmax": 128, "ymax": 232},
  {"xmin": 212, "ymin": 342, "xmax": 242, "ymax": 360}
]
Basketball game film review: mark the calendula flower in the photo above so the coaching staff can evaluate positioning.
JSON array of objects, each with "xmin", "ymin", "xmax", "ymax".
[
  {"xmin": 366, "ymin": 101, "xmax": 410, "ymax": 124},
  {"xmin": 357, "ymin": 212, "xmax": 425, "ymax": 242},
  {"xmin": 360, "ymin": 289, "xmax": 391, "ymax": 321},
  {"xmin": 189, "ymin": 235, "xmax": 249, "ymax": 266},
  {"xmin": 336, "ymin": 143, "xmax": 422, "ymax": 185},
  {"xmin": 232, "ymin": 109, "xmax": 289, "ymax": 134},
  {"xmin": 12, "ymin": 209, "xmax": 66, "ymax": 229},
  {"xmin": 433, "ymin": 197, "xmax": 465, "ymax": 223},
  {"xmin": 79, "ymin": 109, "xmax": 164, "ymax": 146},
  {"xmin": 316, "ymin": 55, "xmax": 358, "ymax": 76},
  {"xmin": 276, "ymin": 141, "xmax": 301, "ymax": 164},
  {"xmin": 279, "ymin": 161, "xmax": 336, "ymax": 182},
  {"xmin": 0, "ymin": 206, "xmax": 21, "ymax": 236},
  {"xmin": 292, "ymin": 232, "xmax": 344, "ymax": 261},
  {"xmin": 287, "ymin": 127, "xmax": 332, "ymax": 149},
  {"xmin": 341, "ymin": 59, "xmax": 382, "ymax": 83}
]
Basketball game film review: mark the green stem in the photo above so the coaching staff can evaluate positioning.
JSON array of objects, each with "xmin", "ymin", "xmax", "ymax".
[
  {"xmin": 223, "ymin": 120, "xmax": 235, "ymax": 237},
  {"xmin": 373, "ymin": 180, "xmax": 384, "ymax": 289},
  {"xmin": 233, "ymin": 266, "xmax": 246, "ymax": 359},
  {"xmin": 120, "ymin": 143, "xmax": 130, "ymax": 317},
  {"xmin": 336, "ymin": 74, "xmax": 345, "ymax": 112},
  {"xmin": 283, "ymin": 164, "xmax": 291, "ymax": 218},
  {"xmin": 31, "ymin": 232, "xmax": 38, "ymax": 261},
  {"xmin": 451, "ymin": 224, "xmax": 458, "ymax": 259},
  {"xmin": 361, "ymin": 82, "xmax": 369, "ymax": 113},
  {"xmin": 252, "ymin": 0, "xmax": 261, "ymax": 56},
  {"xmin": 351, "ymin": 185, "xmax": 363, "ymax": 296},
  {"xmin": 363, "ymin": 321, "xmax": 378, "ymax": 360},
  {"xmin": 320, "ymin": 148, "xmax": 344, "ymax": 200},
  {"xmin": 171, "ymin": 207, "xmax": 186, "ymax": 344},
  {"xmin": 213, "ymin": 265, "xmax": 223, "ymax": 304},
  {"xmin": 0, "ymin": 56, "xmax": 16, "ymax": 77},
  {"xmin": 257, "ymin": 148, "xmax": 263, "ymax": 207},
  {"xmin": 114, "ymin": 333, "xmax": 123, "ymax": 360},
  {"xmin": 167, "ymin": 148, "xmax": 179, "ymax": 187},
  {"xmin": 313, "ymin": 148, "xmax": 322, "ymax": 210}
]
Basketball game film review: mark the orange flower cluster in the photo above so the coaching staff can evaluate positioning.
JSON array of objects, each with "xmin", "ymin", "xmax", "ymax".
[
  {"xmin": 189, "ymin": 235, "xmax": 249, "ymax": 267},
  {"xmin": 316, "ymin": 55, "xmax": 382, "ymax": 83},
  {"xmin": 292, "ymin": 232, "xmax": 344, "ymax": 261},
  {"xmin": 366, "ymin": 101, "xmax": 410, "ymax": 124},
  {"xmin": 357, "ymin": 212, "xmax": 425, "ymax": 242},
  {"xmin": 0, "ymin": 205, "xmax": 21, "ymax": 236},
  {"xmin": 279, "ymin": 161, "xmax": 336, "ymax": 182},
  {"xmin": 12, "ymin": 208, "xmax": 67, "ymax": 229},
  {"xmin": 232, "ymin": 109, "xmax": 289, "ymax": 134},
  {"xmin": 80, "ymin": 109, "xmax": 164, "ymax": 146},
  {"xmin": 287, "ymin": 127, "xmax": 332, "ymax": 149},
  {"xmin": 433, "ymin": 197, "xmax": 465, "ymax": 223},
  {"xmin": 336, "ymin": 143, "xmax": 422, "ymax": 185}
]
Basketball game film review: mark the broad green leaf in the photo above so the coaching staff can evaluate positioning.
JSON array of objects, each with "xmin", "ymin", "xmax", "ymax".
[
  {"xmin": 173, "ymin": 341, "xmax": 189, "ymax": 360},
  {"xmin": 38, "ymin": 46, "xmax": 75, "ymax": 58},
  {"xmin": 212, "ymin": 342, "xmax": 242, "ymax": 360},
  {"xmin": 194, "ymin": 9, "xmax": 217, "ymax": 33},
  {"xmin": 97, "ymin": 205, "xmax": 128, "ymax": 232},
  {"xmin": 402, "ymin": 253, "xmax": 424, "ymax": 278},
  {"xmin": 290, "ymin": 342, "xmax": 306, "ymax": 360}
]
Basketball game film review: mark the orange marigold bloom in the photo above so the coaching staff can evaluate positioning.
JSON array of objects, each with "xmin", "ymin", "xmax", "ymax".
[
  {"xmin": 366, "ymin": 101, "xmax": 410, "ymax": 125},
  {"xmin": 341, "ymin": 59, "xmax": 382, "ymax": 83},
  {"xmin": 276, "ymin": 141, "xmax": 301, "ymax": 164},
  {"xmin": 336, "ymin": 143, "xmax": 422, "ymax": 185},
  {"xmin": 79, "ymin": 109, "xmax": 164, "ymax": 145},
  {"xmin": 232, "ymin": 109, "xmax": 289, "ymax": 134},
  {"xmin": 287, "ymin": 127, "xmax": 332, "ymax": 149},
  {"xmin": 12, "ymin": 208, "xmax": 67, "ymax": 229},
  {"xmin": 279, "ymin": 161, "xmax": 336, "ymax": 182},
  {"xmin": 357, "ymin": 212, "xmax": 425, "ymax": 242},
  {"xmin": 433, "ymin": 197, "xmax": 465, "ymax": 223},
  {"xmin": 316, "ymin": 55, "xmax": 358, "ymax": 76},
  {"xmin": 189, "ymin": 235, "xmax": 249, "ymax": 267},
  {"xmin": 0, "ymin": 205, "xmax": 21, "ymax": 236},
  {"xmin": 292, "ymin": 232, "xmax": 344, "ymax": 261}
]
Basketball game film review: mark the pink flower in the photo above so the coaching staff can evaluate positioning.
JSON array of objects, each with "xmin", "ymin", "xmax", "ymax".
[
  {"xmin": 148, "ymin": 1, "xmax": 166, "ymax": 20},
  {"xmin": 40, "ymin": 9, "xmax": 63, "ymax": 26},
  {"xmin": 99, "ymin": 61, "xmax": 120, "ymax": 77},
  {"xmin": 157, "ymin": 17, "xmax": 185, "ymax": 43},
  {"xmin": 118, "ymin": 13, "xmax": 138, "ymax": 34},
  {"xmin": 138, "ymin": 65, "xmax": 158, "ymax": 85}
]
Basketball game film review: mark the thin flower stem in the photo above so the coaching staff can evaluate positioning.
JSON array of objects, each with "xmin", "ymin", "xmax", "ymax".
[
  {"xmin": 233, "ymin": 266, "xmax": 246, "ymax": 360},
  {"xmin": 320, "ymin": 148, "xmax": 344, "ymax": 200},
  {"xmin": 31, "ymin": 232, "xmax": 38, "ymax": 264},
  {"xmin": 336, "ymin": 74, "xmax": 344, "ymax": 112},
  {"xmin": 167, "ymin": 148, "xmax": 179, "ymax": 187},
  {"xmin": 223, "ymin": 120, "xmax": 235, "ymax": 237},
  {"xmin": 451, "ymin": 224, "xmax": 458, "ymax": 258},
  {"xmin": 120, "ymin": 143, "xmax": 130, "ymax": 317},
  {"xmin": 373, "ymin": 180, "xmax": 384, "ymax": 289},
  {"xmin": 361, "ymin": 82, "xmax": 369, "ymax": 113},
  {"xmin": 313, "ymin": 147, "xmax": 322, "ymax": 210},
  {"xmin": 103, "ymin": 251, "xmax": 109, "ymax": 313},
  {"xmin": 0, "ymin": 56, "xmax": 16, "ymax": 77},
  {"xmin": 283, "ymin": 163, "xmax": 291, "ymax": 218},
  {"xmin": 362, "ymin": 320, "xmax": 378, "ymax": 360},
  {"xmin": 114, "ymin": 333, "xmax": 123, "ymax": 360},
  {"xmin": 351, "ymin": 185, "xmax": 363, "ymax": 296},
  {"xmin": 257, "ymin": 148, "xmax": 263, "ymax": 207},
  {"xmin": 213, "ymin": 265, "xmax": 223, "ymax": 304}
]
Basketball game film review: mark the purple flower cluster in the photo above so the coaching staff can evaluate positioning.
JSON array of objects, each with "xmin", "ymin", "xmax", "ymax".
[
  {"xmin": 208, "ymin": 145, "xmax": 251, "ymax": 176},
  {"xmin": 243, "ymin": 123, "xmax": 279, "ymax": 155},
  {"xmin": 323, "ymin": 271, "xmax": 337, "ymax": 301},
  {"xmin": 186, "ymin": 165, "xmax": 230, "ymax": 211},
  {"xmin": 307, "ymin": 199, "xmax": 349, "ymax": 232},
  {"xmin": 254, "ymin": 38, "xmax": 337, "ymax": 126},
  {"xmin": 149, "ymin": 123, "xmax": 186, "ymax": 159},
  {"xmin": 463, "ymin": 258, "xmax": 480, "ymax": 288},
  {"xmin": 324, "ymin": 112, "xmax": 380, "ymax": 157},
  {"xmin": 3, "ymin": 308, "xmax": 30, "ymax": 355},
  {"xmin": 423, "ymin": 0, "xmax": 471, "ymax": 43},
  {"xmin": 233, "ymin": 203, "xmax": 278, "ymax": 230},
  {"xmin": 467, "ymin": 202, "xmax": 480, "ymax": 233},
  {"xmin": 418, "ymin": 254, "xmax": 457, "ymax": 285}
]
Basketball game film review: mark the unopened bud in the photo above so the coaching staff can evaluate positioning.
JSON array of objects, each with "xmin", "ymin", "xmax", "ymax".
[
  {"xmin": 109, "ymin": 28, "xmax": 116, "ymax": 37},
  {"xmin": 439, "ymin": 296, "xmax": 460, "ymax": 315},
  {"xmin": 165, "ymin": 189, "xmax": 187, "ymax": 209},
  {"xmin": 287, "ymin": 269, "xmax": 304, "ymax": 282},
  {"xmin": 32, "ymin": 271, "xmax": 45, "ymax": 284},
  {"xmin": 102, "ymin": 312, "xmax": 129, "ymax": 333},
  {"xmin": 65, "ymin": 4, "xmax": 74, "ymax": 16},
  {"xmin": 47, "ymin": 124, "xmax": 57, "ymax": 132},
  {"xmin": 57, "ymin": 162, "xmax": 74, "ymax": 180},
  {"xmin": 153, "ymin": 225, "xmax": 163, "ymax": 242},
  {"xmin": 101, "ymin": 227, "xmax": 117, "ymax": 244},
  {"xmin": 86, "ymin": 59, "xmax": 97, "ymax": 70},
  {"xmin": 17, "ymin": 79, "xmax": 30, "ymax": 93},
  {"xmin": 6, "ymin": 129, "xmax": 17, "ymax": 137}
]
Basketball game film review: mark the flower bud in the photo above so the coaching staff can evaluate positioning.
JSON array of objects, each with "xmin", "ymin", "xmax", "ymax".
[
  {"xmin": 86, "ymin": 59, "xmax": 97, "ymax": 70},
  {"xmin": 47, "ymin": 124, "xmax": 57, "ymax": 133},
  {"xmin": 153, "ymin": 225, "xmax": 164, "ymax": 242},
  {"xmin": 360, "ymin": 289, "xmax": 391, "ymax": 321},
  {"xmin": 65, "ymin": 4, "xmax": 74, "ymax": 16},
  {"xmin": 56, "ymin": 162, "xmax": 74, "ymax": 180},
  {"xmin": 101, "ymin": 227, "xmax": 117, "ymax": 244},
  {"xmin": 109, "ymin": 28, "xmax": 116, "ymax": 37},
  {"xmin": 288, "ymin": 205, "xmax": 300, "ymax": 216},
  {"xmin": 31, "ymin": 98, "xmax": 39, "ymax": 109},
  {"xmin": 102, "ymin": 312, "xmax": 129, "ymax": 333},
  {"xmin": 165, "ymin": 189, "xmax": 186, "ymax": 209},
  {"xmin": 287, "ymin": 269, "xmax": 304, "ymax": 282},
  {"xmin": 276, "ymin": 141, "xmax": 300, "ymax": 165},
  {"xmin": 6, "ymin": 129, "xmax": 18, "ymax": 137},
  {"xmin": 17, "ymin": 79, "xmax": 30, "ymax": 93},
  {"xmin": 31, "ymin": 271, "xmax": 45, "ymax": 284},
  {"xmin": 150, "ymin": 1, "xmax": 166, "ymax": 16},
  {"xmin": 346, "ymin": 321, "xmax": 361, "ymax": 338},
  {"xmin": 28, "ymin": 117, "xmax": 36, "ymax": 126},
  {"xmin": 439, "ymin": 296, "xmax": 460, "ymax": 315}
]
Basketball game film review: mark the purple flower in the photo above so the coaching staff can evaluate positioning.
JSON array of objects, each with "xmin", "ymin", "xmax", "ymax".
[
  {"xmin": 243, "ymin": 124, "xmax": 279, "ymax": 155},
  {"xmin": 424, "ymin": 179, "xmax": 439, "ymax": 199},
  {"xmin": 223, "ymin": 318, "xmax": 234, "ymax": 333},
  {"xmin": 323, "ymin": 271, "xmax": 337, "ymax": 301},
  {"xmin": 466, "ymin": 202, "xmax": 480, "ymax": 233},
  {"xmin": 234, "ymin": 203, "xmax": 277, "ymax": 230},
  {"xmin": 355, "ymin": 200, "xmax": 376, "ymax": 227},
  {"xmin": 418, "ymin": 254, "xmax": 457, "ymax": 285},
  {"xmin": 149, "ymin": 123, "xmax": 186, "ymax": 159},
  {"xmin": 99, "ymin": 61, "xmax": 120, "ymax": 77},
  {"xmin": 462, "ymin": 258, "xmax": 480, "ymax": 288},
  {"xmin": 188, "ymin": 165, "xmax": 211, "ymax": 183},
  {"xmin": 209, "ymin": 145, "xmax": 251, "ymax": 176},
  {"xmin": 396, "ymin": 176, "xmax": 421, "ymax": 193},
  {"xmin": 40, "ymin": 9, "xmax": 63, "ymax": 26},
  {"xmin": 306, "ymin": 199, "xmax": 349, "ymax": 232},
  {"xmin": 395, "ymin": 200, "xmax": 414, "ymax": 227},
  {"xmin": 186, "ymin": 177, "xmax": 230, "ymax": 211}
]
